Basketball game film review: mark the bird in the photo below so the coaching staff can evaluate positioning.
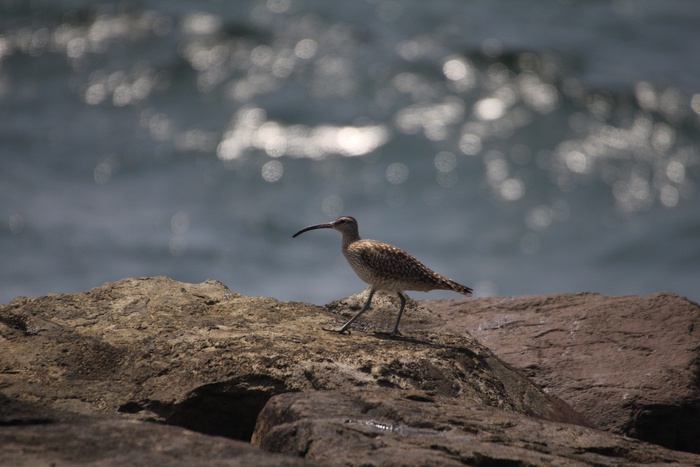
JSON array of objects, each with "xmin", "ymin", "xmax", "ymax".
[{"xmin": 292, "ymin": 215, "xmax": 472, "ymax": 336}]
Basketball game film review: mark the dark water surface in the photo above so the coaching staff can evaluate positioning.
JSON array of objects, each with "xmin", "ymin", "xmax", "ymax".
[{"xmin": 2, "ymin": 1, "xmax": 699, "ymax": 305}]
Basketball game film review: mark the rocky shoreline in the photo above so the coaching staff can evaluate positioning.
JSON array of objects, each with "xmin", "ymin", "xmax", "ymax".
[{"xmin": 1, "ymin": 277, "xmax": 699, "ymax": 465}]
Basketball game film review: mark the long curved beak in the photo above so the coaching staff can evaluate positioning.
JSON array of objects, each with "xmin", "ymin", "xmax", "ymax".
[{"xmin": 292, "ymin": 222, "xmax": 334, "ymax": 238}]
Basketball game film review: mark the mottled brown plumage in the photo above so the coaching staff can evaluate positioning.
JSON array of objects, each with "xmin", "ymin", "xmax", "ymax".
[{"xmin": 293, "ymin": 215, "xmax": 472, "ymax": 336}]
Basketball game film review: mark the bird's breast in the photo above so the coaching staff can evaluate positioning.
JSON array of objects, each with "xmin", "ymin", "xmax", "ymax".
[{"xmin": 342, "ymin": 247, "xmax": 375, "ymax": 284}]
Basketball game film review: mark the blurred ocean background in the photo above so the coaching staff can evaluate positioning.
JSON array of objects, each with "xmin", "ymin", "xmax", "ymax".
[{"xmin": 2, "ymin": 0, "xmax": 699, "ymax": 306}]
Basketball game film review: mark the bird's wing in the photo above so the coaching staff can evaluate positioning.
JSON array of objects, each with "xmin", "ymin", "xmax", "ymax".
[
  {"xmin": 355, "ymin": 241, "xmax": 447, "ymax": 289},
  {"xmin": 351, "ymin": 240, "xmax": 472, "ymax": 295}
]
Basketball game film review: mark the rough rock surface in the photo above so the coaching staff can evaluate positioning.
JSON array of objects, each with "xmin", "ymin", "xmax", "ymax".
[
  {"xmin": 1, "ymin": 277, "xmax": 698, "ymax": 465},
  {"xmin": 1, "ymin": 276, "xmax": 577, "ymax": 465},
  {"xmin": 253, "ymin": 388, "xmax": 700, "ymax": 466},
  {"xmin": 427, "ymin": 292, "xmax": 700, "ymax": 453},
  {"xmin": 0, "ymin": 394, "xmax": 310, "ymax": 466}
]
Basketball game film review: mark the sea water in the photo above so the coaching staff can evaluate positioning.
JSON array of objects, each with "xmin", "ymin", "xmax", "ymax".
[{"xmin": 1, "ymin": 0, "xmax": 699, "ymax": 305}]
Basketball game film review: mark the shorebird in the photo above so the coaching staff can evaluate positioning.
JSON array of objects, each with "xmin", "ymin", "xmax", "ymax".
[{"xmin": 292, "ymin": 215, "xmax": 472, "ymax": 336}]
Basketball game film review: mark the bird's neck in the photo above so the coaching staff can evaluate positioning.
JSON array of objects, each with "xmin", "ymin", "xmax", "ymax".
[{"xmin": 341, "ymin": 231, "xmax": 361, "ymax": 251}]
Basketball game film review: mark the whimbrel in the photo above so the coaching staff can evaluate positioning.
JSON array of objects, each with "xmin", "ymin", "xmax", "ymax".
[{"xmin": 292, "ymin": 215, "xmax": 472, "ymax": 336}]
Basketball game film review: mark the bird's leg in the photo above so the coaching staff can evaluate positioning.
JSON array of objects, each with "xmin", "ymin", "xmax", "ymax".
[
  {"xmin": 333, "ymin": 288, "xmax": 376, "ymax": 334},
  {"xmin": 389, "ymin": 292, "xmax": 407, "ymax": 337}
]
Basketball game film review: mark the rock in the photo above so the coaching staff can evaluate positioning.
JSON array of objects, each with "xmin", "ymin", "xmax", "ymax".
[
  {"xmin": 253, "ymin": 388, "xmax": 700, "ymax": 466},
  {"xmin": 0, "ymin": 393, "xmax": 310, "ymax": 466},
  {"xmin": 427, "ymin": 292, "xmax": 700, "ymax": 453},
  {"xmin": 0, "ymin": 276, "xmax": 580, "ymax": 464},
  {"xmin": 3, "ymin": 277, "xmax": 698, "ymax": 465}
]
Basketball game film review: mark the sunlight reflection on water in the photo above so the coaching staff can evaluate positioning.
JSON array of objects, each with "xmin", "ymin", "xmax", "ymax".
[
  {"xmin": 217, "ymin": 107, "xmax": 390, "ymax": 160},
  {"xmin": 6, "ymin": 1, "xmax": 692, "ymax": 219}
]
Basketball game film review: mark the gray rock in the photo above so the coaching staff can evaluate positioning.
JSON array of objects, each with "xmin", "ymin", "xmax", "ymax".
[
  {"xmin": 253, "ymin": 388, "xmax": 700, "ymax": 466},
  {"xmin": 0, "ymin": 398, "xmax": 309, "ymax": 466},
  {"xmin": 427, "ymin": 292, "xmax": 700, "ymax": 453}
]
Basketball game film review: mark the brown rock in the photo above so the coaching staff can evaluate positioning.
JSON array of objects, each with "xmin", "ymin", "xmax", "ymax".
[
  {"xmin": 0, "ymin": 277, "xmax": 580, "ymax": 464},
  {"xmin": 427, "ymin": 292, "xmax": 700, "ymax": 453},
  {"xmin": 252, "ymin": 388, "xmax": 700, "ymax": 466},
  {"xmin": 0, "ymin": 394, "xmax": 310, "ymax": 466}
]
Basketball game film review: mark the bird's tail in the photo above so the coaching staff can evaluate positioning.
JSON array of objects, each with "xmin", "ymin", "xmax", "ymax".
[{"xmin": 447, "ymin": 279, "xmax": 473, "ymax": 297}]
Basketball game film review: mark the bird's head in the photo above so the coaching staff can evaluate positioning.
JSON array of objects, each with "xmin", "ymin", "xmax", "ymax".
[{"xmin": 292, "ymin": 216, "xmax": 359, "ymax": 238}]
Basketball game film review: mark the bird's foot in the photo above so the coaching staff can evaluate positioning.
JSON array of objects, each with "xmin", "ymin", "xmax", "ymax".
[{"xmin": 323, "ymin": 326, "xmax": 351, "ymax": 335}]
